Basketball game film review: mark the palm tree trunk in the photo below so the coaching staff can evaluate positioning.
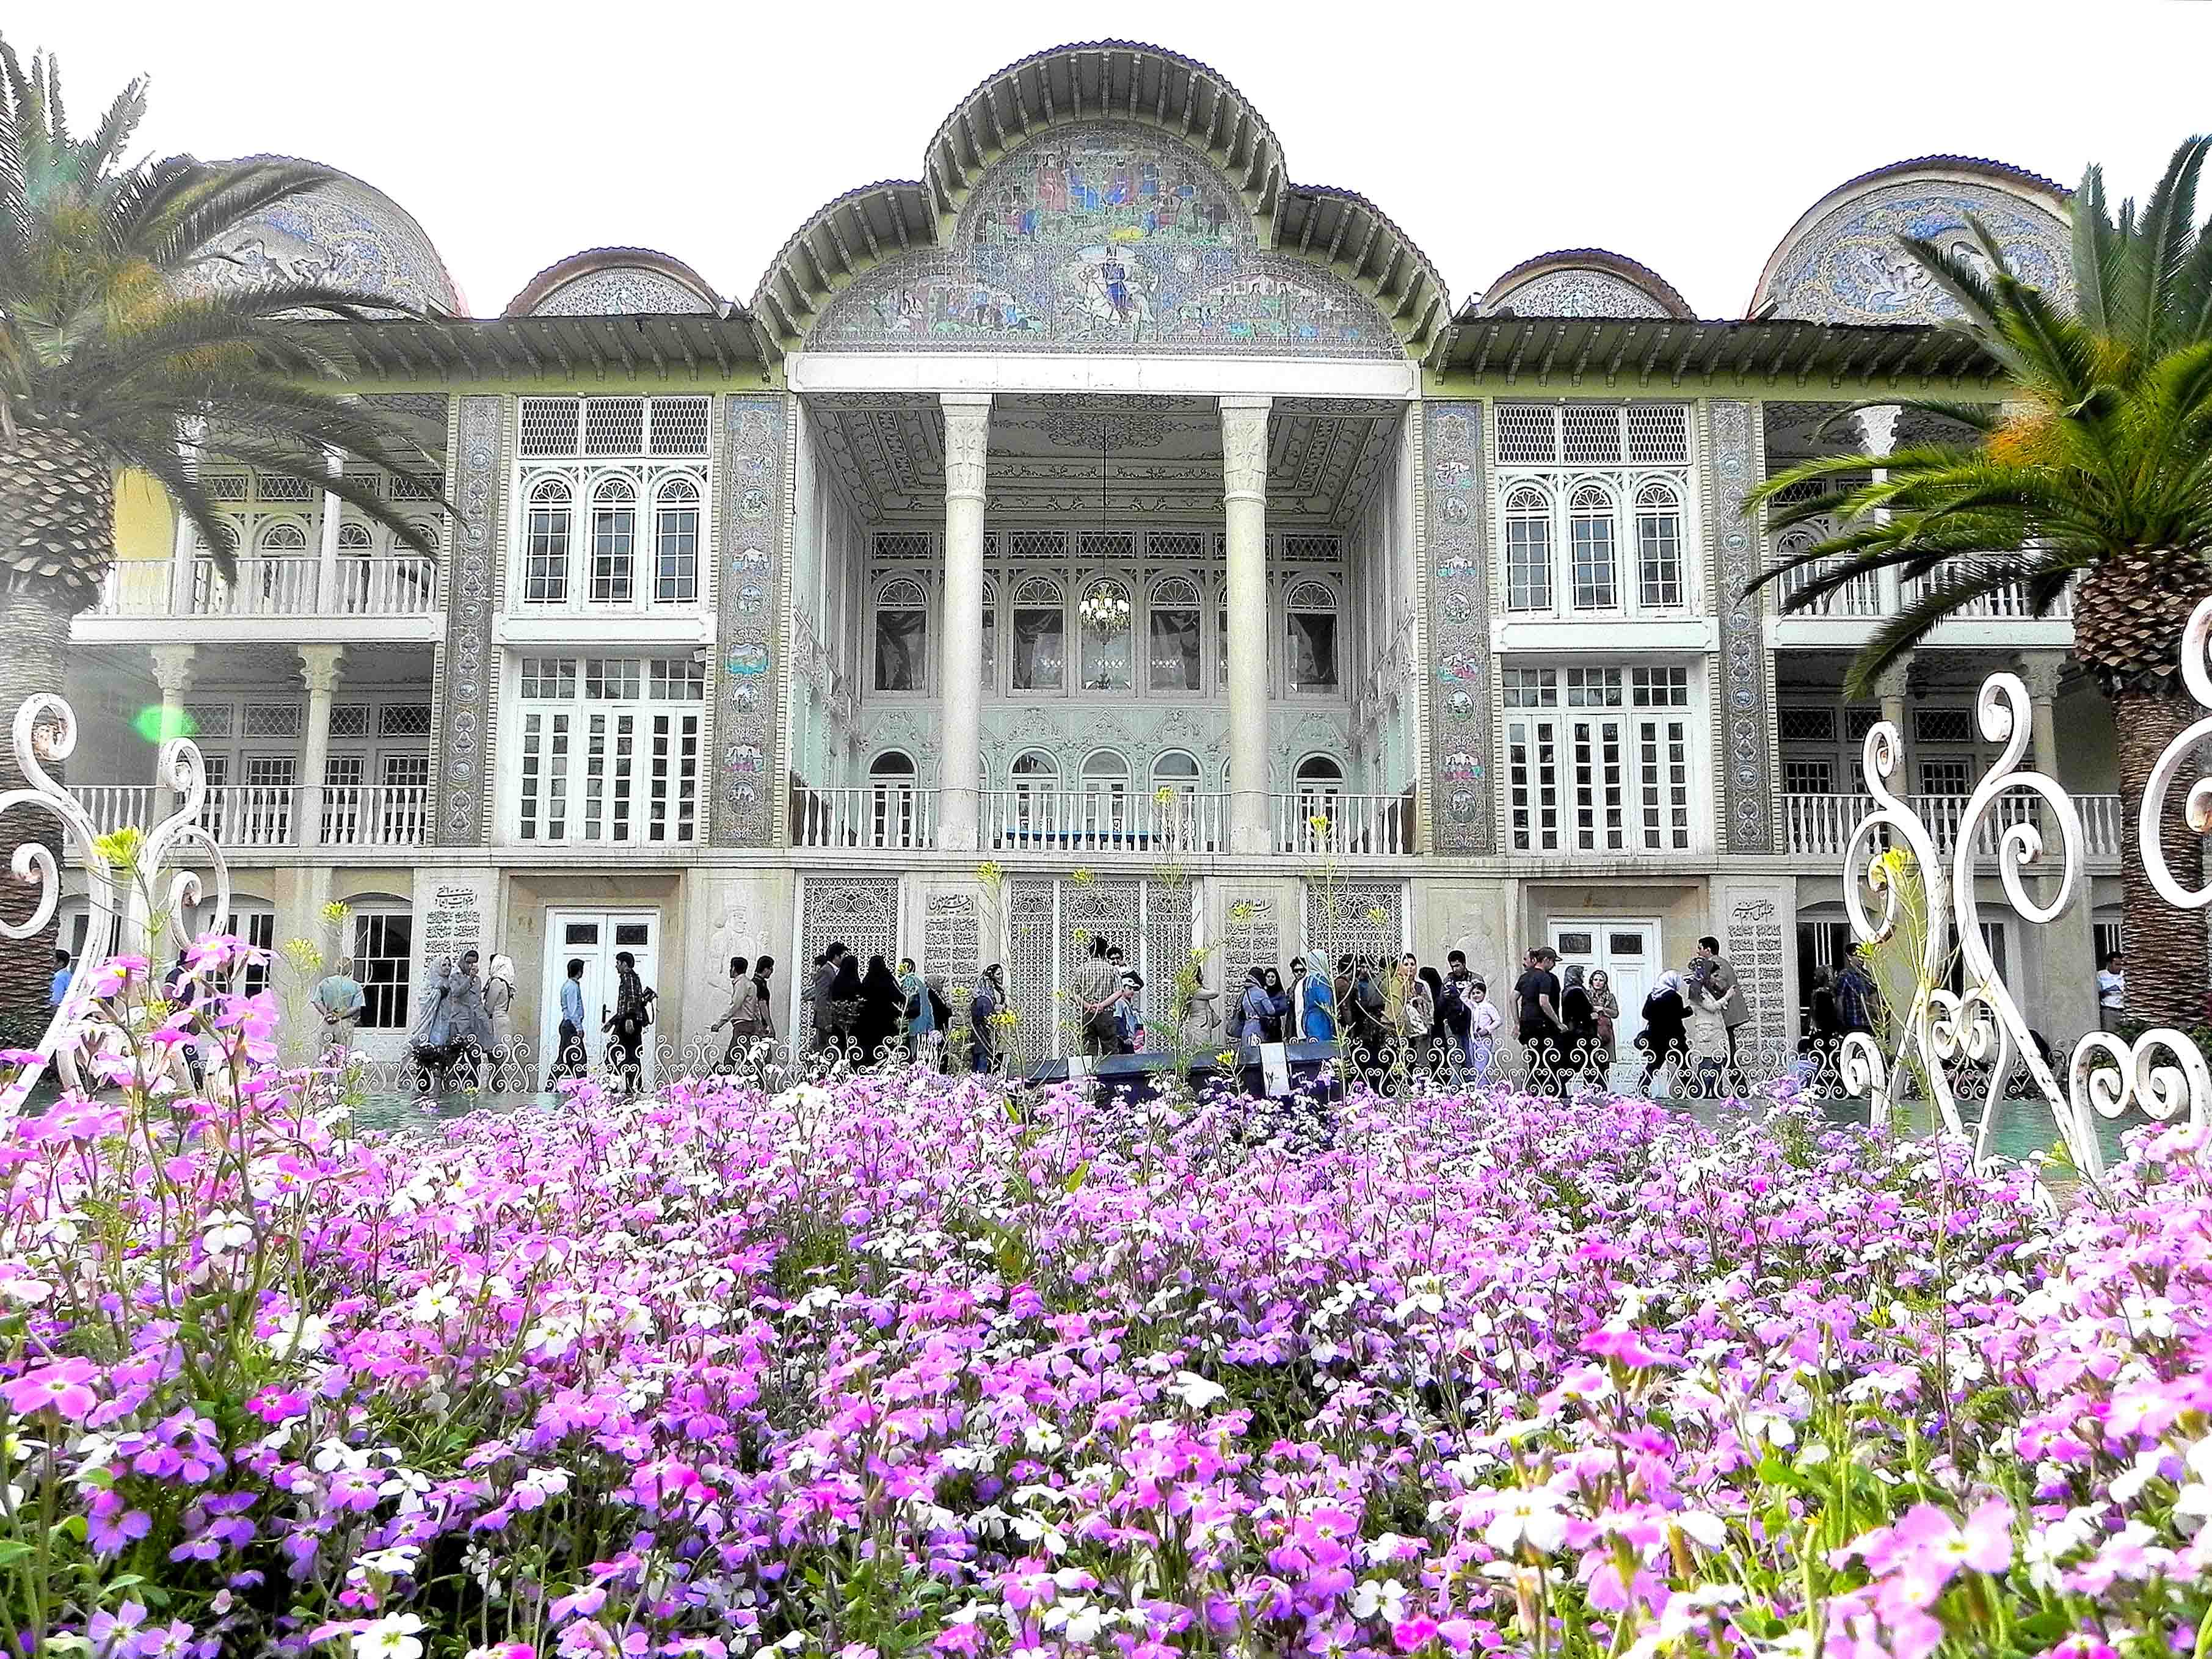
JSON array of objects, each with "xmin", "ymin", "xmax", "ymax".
[
  {"xmin": 2109, "ymin": 684, "xmax": 2212, "ymax": 1028},
  {"xmin": 0, "ymin": 585, "xmax": 73, "ymax": 1042}
]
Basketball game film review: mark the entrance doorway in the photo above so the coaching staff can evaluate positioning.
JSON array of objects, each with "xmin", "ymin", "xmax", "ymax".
[
  {"xmin": 540, "ymin": 909, "xmax": 661, "ymax": 1087},
  {"xmin": 1548, "ymin": 918, "xmax": 1661, "ymax": 1035}
]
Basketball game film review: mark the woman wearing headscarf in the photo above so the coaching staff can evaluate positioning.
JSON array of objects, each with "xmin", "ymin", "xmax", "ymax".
[
  {"xmin": 1299, "ymin": 946, "xmax": 1338, "ymax": 1042},
  {"xmin": 969, "ymin": 963, "xmax": 1006, "ymax": 1074},
  {"xmin": 1586, "ymin": 969, "xmax": 1620, "ymax": 1069},
  {"xmin": 854, "ymin": 954, "xmax": 904, "ymax": 1063},
  {"xmin": 484, "ymin": 954, "xmax": 518, "ymax": 1089},
  {"xmin": 1635, "ymin": 970, "xmax": 1691, "ymax": 1096},
  {"xmin": 1559, "ymin": 963, "xmax": 1601, "ymax": 1084},
  {"xmin": 1417, "ymin": 964, "xmax": 1449, "ymax": 1073},
  {"xmin": 824, "ymin": 950, "xmax": 864, "ymax": 1058}
]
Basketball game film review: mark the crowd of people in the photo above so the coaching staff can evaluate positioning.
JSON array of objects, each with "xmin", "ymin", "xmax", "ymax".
[{"xmin": 794, "ymin": 942, "xmax": 1010, "ymax": 1073}]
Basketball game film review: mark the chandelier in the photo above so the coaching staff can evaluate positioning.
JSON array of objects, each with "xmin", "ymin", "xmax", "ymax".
[{"xmin": 1079, "ymin": 583, "xmax": 1130, "ymax": 636}]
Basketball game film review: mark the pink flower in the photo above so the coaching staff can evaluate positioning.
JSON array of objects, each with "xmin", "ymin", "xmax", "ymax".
[
  {"xmin": 1393, "ymin": 1618, "xmax": 1441, "ymax": 1652},
  {"xmin": 2, "ymin": 1356, "xmax": 99, "ymax": 1420}
]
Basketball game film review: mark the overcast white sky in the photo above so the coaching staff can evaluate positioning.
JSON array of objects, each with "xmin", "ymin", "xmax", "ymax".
[{"xmin": 16, "ymin": 1, "xmax": 2212, "ymax": 318}]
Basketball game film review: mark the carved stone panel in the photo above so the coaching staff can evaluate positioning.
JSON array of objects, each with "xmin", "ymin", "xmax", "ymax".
[
  {"xmin": 1422, "ymin": 402, "xmax": 1491, "ymax": 852},
  {"xmin": 434, "ymin": 394, "xmax": 501, "ymax": 846},
  {"xmin": 713, "ymin": 395, "xmax": 790, "ymax": 847}
]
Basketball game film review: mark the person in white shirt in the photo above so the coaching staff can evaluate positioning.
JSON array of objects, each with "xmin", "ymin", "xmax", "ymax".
[{"xmin": 2097, "ymin": 951, "xmax": 2127, "ymax": 1033}]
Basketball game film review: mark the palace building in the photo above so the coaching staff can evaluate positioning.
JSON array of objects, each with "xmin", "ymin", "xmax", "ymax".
[{"xmin": 59, "ymin": 42, "xmax": 2119, "ymax": 1074}]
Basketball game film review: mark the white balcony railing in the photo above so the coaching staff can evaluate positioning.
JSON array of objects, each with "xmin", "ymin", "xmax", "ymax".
[
  {"xmin": 1278, "ymin": 792, "xmax": 1412, "ymax": 856},
  {"xmin": 793, "ymin": 788, "xmax": 1416, "ymax": 856},
  {"xmin": 87, "ymin": 556, "xmax": 436, "ymax": 620},
  {"xmin": 796, "ymin": 786, "xmax": 939, "ymax": 851},
  {"xmin": 1774, "ymin": 557, "xmax": 1883, "ymax": 618},
  {"xmin": 1785, "ymin": 792, "xmax": 2122, "ymax": 862},
  {"xmin": 332, "ymin": 556, "xmax": 438, "ymax": 617},
  {"xmin": 68, "ymin": 784, "xmax": 431, "ymax": 851},
  {"xmin": 1903, "ymin": 577, "xmax": 2074, "ymax": 622},
  {"xmin": 89, "ymin": 563, "xmax": 175, "ymax": 617}
]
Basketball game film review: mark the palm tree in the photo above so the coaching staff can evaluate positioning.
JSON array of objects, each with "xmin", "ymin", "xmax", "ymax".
[
  {"xmin": 0, "ymin": 40, "xmax": 439, "ymax": 1038},
  {"xmin": 1748, "ymin": 136, "xmax": 2212, "ymax": 1028}
]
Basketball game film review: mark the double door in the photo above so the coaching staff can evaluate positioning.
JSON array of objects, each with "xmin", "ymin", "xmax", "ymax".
[
  {"xmin": 1547, "ymin": 918, "xmax": 1661, "ymax": 1039},
  {"xmin": 540, "ymin": 909, "xmax": 661, "ymax": 1086}
]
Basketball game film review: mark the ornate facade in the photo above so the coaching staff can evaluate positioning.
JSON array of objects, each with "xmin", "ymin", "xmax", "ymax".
[{"xmin": 61, "ymin": 43, "xmax": 2116, "ymax": 1073}]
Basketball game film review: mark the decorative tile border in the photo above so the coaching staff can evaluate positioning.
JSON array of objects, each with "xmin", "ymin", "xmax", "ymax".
[
  {"xmin": 1421, "ymin": 401, "xmax": 1491, "ymax": 853},
  {"xmin": 434, "ymin": 394, "xmax": 501, "ymax": 847},
  {"xmin": 712, "ymin": 395, "xmax": 789, "ymax": 846},
  {"xmin": 1707, "ymin": 399, "xmax": 1777, "ymax": 853}
]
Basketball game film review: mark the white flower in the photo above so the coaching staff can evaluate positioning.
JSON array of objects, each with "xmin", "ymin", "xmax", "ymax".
[
  {"xmin": 351, "ymin": 1613, "xmax": 425, "ymax": 1659},
  {"xmin": 200, "ymin": 1208, "xmax": 254, "ymax": 1254},
  {"xmin": 1351, "ymin": 1577, "xmax": 1408, "ymax": 1622},
  {"xmin": 1676, "ymin": 1511, "xmax": 1728, "ymax": 1550},
  {"xmin": 412, "ymin": 1284, "xmax": 462, "ymax": 1324},
  {"xmin": 1484, "ymin": 1487, "xmax": 1569, "ymax": 1555},
  {"xmin": 269, "ymin": 1312, "xmax": 329, "ymax": 1358},
  {"xmin": 1171, "ymin": 1371, "xmax": 1228, "ymax": 1410}
]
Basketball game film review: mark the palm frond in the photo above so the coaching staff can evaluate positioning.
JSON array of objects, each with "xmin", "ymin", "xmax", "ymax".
[
  {"xmin": 200, "ymin": 436, "xmax": 440, "ymax": 554},
  {"xmin": 1843, "ymin": 562, "xmax": 2061, "ymax": 698},
  {"xmin": 2130, "ymin": 134, "xmax": 2210, "ymax": 355},
  {"xmin": 129, "ymin": 158, "xmax": 336, "ymax": 272},
  {"xmin": 82, "ymin": 75, "xmax": 146, "ymax": 180},
  {"xmin": 2072, "ymin": 162, "xmax": 2120, "ymax": 338}
]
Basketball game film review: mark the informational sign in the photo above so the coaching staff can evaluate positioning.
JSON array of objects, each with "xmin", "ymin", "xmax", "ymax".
[
  {"xmin": 422, "ymin": 882, "xmax": 486, "ymax": 968},
  {"xmin": 1260, "ymin": 1040, "xmax": 1292, "ymax": 1098},
  {"xmin": 1066, "ymin": 1053, "xmax": 1093, "ymax": 1080},
  {"xmin": 1725, "ymin": 889, "xmax": 1791, "ymax": 1053}
]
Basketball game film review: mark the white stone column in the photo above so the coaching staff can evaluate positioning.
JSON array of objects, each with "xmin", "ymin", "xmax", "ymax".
[
  {"xmin": 316, "ymin": 448, "xmax": 343, "ymax": 616},
  {"xmin": 148, "ymin": 645, "xmax": 196, "ymax": 794},
  {"xmin": 167, "ymin": 418, "xmax": 206, "ymax": 615},
  {"xmin": 1854, "ymin": 404, "xmax": 1903, "ymax": 617},
  {"xmin": 298, "ymin": 645, "xmax": 346, "ymax": 849},
  {"xmin": 1874, "ymin": 656, "xmax": 1914, "ymax": 793},
  {"xmin": 938, "ymin": 394, "xmax": 991, "ymax": 852},
  {"xmin": 1221, "ymin": 396, "xmax": 1273, "ymax": 855}
]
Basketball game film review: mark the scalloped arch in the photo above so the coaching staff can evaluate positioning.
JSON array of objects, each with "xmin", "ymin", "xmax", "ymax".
[
  {"xmin": 1475, "ymin": 249, "xmax": 1694, "ymax": 320},
  {"xmin": 1751, "ymin": 156, "xmax": 2072, "ymax": 323},
  {"xmin": 504, "ymin": 248, "xmax": 722, "ymax": 318},
  {"xmin": 179, "ymin": 161, "xmax": 464, "ymax": 315},
  {"xmin": 754, "ymin": 42, "xmax": 1450, "ymax": 358}
]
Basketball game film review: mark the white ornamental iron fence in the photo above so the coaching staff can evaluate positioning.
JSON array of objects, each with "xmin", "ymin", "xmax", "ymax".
[
  {"xmin": 1832, "ymin": 596, "xmax": 2212, "ymax": 1191},
  {"xmin": 0, "ymin": 693, "xmax": 231, "ymax": 1118}
]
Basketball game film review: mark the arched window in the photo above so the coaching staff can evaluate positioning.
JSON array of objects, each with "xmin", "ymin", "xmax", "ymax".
[
  {"xmin": 873, "ymin": 576, "xmax": 928, "ymax": 692},
  {"xmin": 868, "ymin": 750, "xmax": 919, "ymax": 848},
  {"xmin": 336, "ymin": 522, "xmax": 373, "ymax": 551},
  {"xmin": 1011, "ymin": 576, "xmax": 1064, "ymax": 692},
  {"xmin": 1504, "ymin": 484, "xmax": 1552, "ymax": 612},
  {"xmin": 1010, "ymin": 749, "xmax": 1060, "ymax": 837},
  {"xmin": 1150, "ymin": 749, "xmax": 1202, "ymax": 793},
  {"xmin": 1080, "ymin": 749, "xmax": 1129, "ymax": 838},
  {"xmin": 406, "ymin": 521, "xmax": 440, "ymax": 553},
  {"xmin": 1295, "ymin": 755, "xmax": 1346, "ymax": 844},
  {"xmin": 257, "ymin": 521, "xmax": 308, "ymax": 554},
  {"xmin": 653, "ymin": 476, "xmax": 700, "ymax": 603},
  {"xmin": 1634, "ymin": 481, "xmax": 1683, "ymax": 608},
  {"xmin": 979, "ymin": 576, "xmax": 997, "ymax": 691},
  {"xmin": 1148, "ymin": 576, "xmax": 1202, "ymax": 691},
  {"xmin": 589, "ymin": 476, "xmax": 638, "ymax": 603},
  {"xmin": 525, "ymin": 478, "xmax": 572, "ymax": 603},
  {"xmin": 1079, "ymin": 578, "xmax": 1133, "ymax": 691},
  {"xmin": 249, "ymin": 521, "xmax": 310, "ymax": 610},
  {"xmin": 348, "ymin": 896, "xmax": 415, "ymax": 1031},
  {"xmin": 1285, "ymin": 581, "xmax": 1339, "ymax": 692},
  {"xmin": 1569, "ymin": 483, "xmax": 1617, "ymax": 609}
]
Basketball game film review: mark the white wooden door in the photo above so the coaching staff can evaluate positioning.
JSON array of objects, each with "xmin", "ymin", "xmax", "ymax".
[
  {"xmin": 1548, "ymin": 918, "xmax": 1661, "ymax": 1031},
  {"xmin": 541, "ymin": 909, "xmax": 661, "ymax": 1086}
]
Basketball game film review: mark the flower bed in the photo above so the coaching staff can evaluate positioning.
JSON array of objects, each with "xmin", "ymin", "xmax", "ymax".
[{"xmin": 2, "ymin": 956, "xmax": 2210, "ymax": 1658}]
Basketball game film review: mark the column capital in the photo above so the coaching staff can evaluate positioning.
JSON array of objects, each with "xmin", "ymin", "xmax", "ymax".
[
  {"xmin": 940, "ymin": 395, "xmax": 991, "ymax": 504},
  {"xmin": 297, "ymin": 644, "xmax": 347, "ymax": 697},
  {"xmin": 1871, "ymin": 655, "xmax": 1914, "ymax": 702},
  {"xmin": 148, "ymin": 644, "xmax": 197, "ymax": 694},
  {"xmin": 2017, "ymin": 650, "xmax": 2067, "ymax": 703},
  {"xmin": 1220, "ymin": 398, "xmax": 1270, "ymax": 501},
  {"xmin": 1854, "ymin": 403, "xmax": 1902, "ymax": 458}
]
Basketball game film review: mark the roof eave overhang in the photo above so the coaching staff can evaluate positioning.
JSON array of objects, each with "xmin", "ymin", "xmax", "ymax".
[
  {"xmin": 279, "ymin": 315, "xmax": 776, "ymax": 380},
  {"xmin": 1428, "ymin": 318, "xmax": 2002, "ymax": 389}
]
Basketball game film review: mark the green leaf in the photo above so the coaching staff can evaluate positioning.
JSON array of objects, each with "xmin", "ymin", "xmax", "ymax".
[
  {"xmin": 1063, "ymin": 1160, "xmax": 1090, "ymax": 1194},
  {"xmin": 0, "ymin": 1539, "xmax": 31, "ymax": 1567}
]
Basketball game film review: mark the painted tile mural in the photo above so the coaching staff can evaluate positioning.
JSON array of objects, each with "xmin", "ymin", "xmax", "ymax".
[
  {"xmin": 1763, "ymin": 183, "xmax": 2072, "ymax": 325},
  {"xmin": 815, "ymin": 123, "xmax": 1400, "ymax": 359},
  {"xmin": 1707, "ymin": 399, "xmax": 1777, "ymax": 853},
  {"xmin": 1422, "ymin": 402, "xmax": 1491, "ymax": 853},
  {"xmin": 711, "ymin": 394, "xmax": 788, "ymax": 847},
  {"xmin": 434, "ymin": 395, "xmax": 500, "ymax": 847}
]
